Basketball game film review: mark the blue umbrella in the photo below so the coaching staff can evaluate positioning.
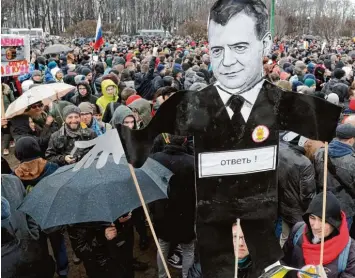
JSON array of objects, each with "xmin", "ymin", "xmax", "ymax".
[{"xmin": 18, "ymin": 156, "xmax": 172, "ymax": 229}]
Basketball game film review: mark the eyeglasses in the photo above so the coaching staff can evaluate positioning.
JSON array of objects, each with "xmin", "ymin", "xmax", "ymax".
[{"xmin": 29, "ymin": 103, "xmax": 43, "ymax": 109}]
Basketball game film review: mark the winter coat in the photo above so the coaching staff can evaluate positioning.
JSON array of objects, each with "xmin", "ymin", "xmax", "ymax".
[
  {"xmin": 45, "ymin": 125, "xmax": 96, "ymax": 166},
  {"xmin": 278, "ymin": 144, "xmax": 316, "ymax": 225},
  {"xmin": 111, "ymin": 105, "xmax": 136, "ymax": 128},
  {"xmin": 68, "ymin": 221, "xmax": 134, "ymax": 278},
  {"xmin": 136, "ymin": 56, "xmax": 157, "ymax": 100},
  {"xmin": 44, "ymin": 67, "xmax": 55, "ymax": 83},
  {"xmin": 93, "ymin": 62, "xmax": 105, "ymax": 96},
  {"xmin": 70, "ymin": 82, "xmax": 98, "ymax": 107},
  {"xmin": 10, "ymin": 114, "xmax": 52, "ymax": 155},
  {"xmin": 150, "ymin": 144, "xmax": 196, "ymax": 243},
  {"xmin": 127, "ymin": 98, "xmax": 152, "ymax": 128},
  {"xmin": 321, "ymin": 78, "xmax": 349, "ymax": 103},
  {"xmin": 282, "ymin": 221, "xmax": 355, "ymax": 278},
  {"xmin": 102, "ymin": 102, "xmax": 121, "ymax": 124},
  {"xmin": 2, "ymin": 84, "xmax": 15, "ymax": 111},
  {"xmin": 96, "ymin": 79, "xmax": 119, "ymax": 115},
  {"xmin": 314, "ymin": 143, "xmax": 355, "ymax": 218},
  {"xmin": 184, "ymin": 70, "xmax": 196, "ymax": 90},
  {"xmin": 1, "ymin": 175, "xmax": 55, "ymax": 278}
]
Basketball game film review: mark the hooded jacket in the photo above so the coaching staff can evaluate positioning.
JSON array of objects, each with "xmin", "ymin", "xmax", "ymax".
[
  {"xmin": 321, "ymin": 78, "xmax": 349, "ymax": 103},
  {"xmin": 127, "ymin": 98, "xmax": 152, "ymax": 128},
  {"xmin": 111, "ymin": 105, "xmax": 136, "ymax": 128},
  {"xmin": 96, "ymin": 79, "xmax": 119, "ymax": 115},
  {"xmin": 184, "ymin": 69, "xmax": 196, "ymax": 90},
  {"xmin": 70, "ymin": 81, "xmax": 98, "ymax": 106},
  {"xmin": 278, "ymin": 143, "xmax": 316, "ymax": 226},
  {"xmin": 93, "ymin": 62, "xmax": 105, "ymax": 95},
  {"xmin": 282, "ymin": 193, "xmax": 355, "ymax": 278},
  {"xmin": 313, "ymin": 143, "xmax": 355, "ymax": 218}
]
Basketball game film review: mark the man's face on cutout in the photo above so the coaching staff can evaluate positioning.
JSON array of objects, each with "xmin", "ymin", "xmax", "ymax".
[{"xmin": 209, "ymin": 12, "xmax": 269, "ymax": 90}]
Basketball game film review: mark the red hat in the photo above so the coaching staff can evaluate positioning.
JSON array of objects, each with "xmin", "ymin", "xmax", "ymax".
[{"xmin": 126, "ymin": 95, "xmax": 142, "ymax": 105}]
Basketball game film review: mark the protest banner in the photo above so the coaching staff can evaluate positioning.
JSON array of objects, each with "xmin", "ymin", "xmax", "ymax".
[{"xmin": 1, "ymin": 34, "xmax": 30, "ymax": 77}]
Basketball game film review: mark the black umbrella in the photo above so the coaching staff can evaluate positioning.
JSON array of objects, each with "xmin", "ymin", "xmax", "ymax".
[
  {"xmin": 18, "ymin": 156, "xmax": 172, "ymax": 229},
  {"xmin": 43, "ymin": 44, "xmax": 73, "ymax": 55}
]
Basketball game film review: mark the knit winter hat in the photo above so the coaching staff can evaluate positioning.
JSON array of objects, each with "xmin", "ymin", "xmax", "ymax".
[
  {"xmin": 15, "ymin": 136, "xmax": 42, "ymax": 162},
  {"xmin": 78, "ymin": 102, "xmax": 94, "ymax": 114},
  {"xmin": 74, "ymin": 75, "xmax": 86, "ymax": 85},
  {"xmin": 304, "ymin": 78, "xmax": 316, "ymax": 88},
  {"xmin": 32, "ymin": 70, "xmax": 42, "ymax": 77},
  {"xmin": 126, "ymin": 95, "xmax": 142, "ymax": 106},
  {"xmin": 80, "ymin": 67, "xmax": 92, "ymax": 77},
  {"xmin": 63, "ymin": 105, "xmax": 81, "ymax": 119},
  {"xmin": 280, "ymin": 72, "xmax": 290, "ymax": 81},
  {"xmin": 157, "ymin": 64, "xmax": 165, "ymax": 73},
  {"xmin": 336, "ymin": 123, "xmax": 355, "ymax": 139},
  {"xmin": 325, "ymin": 93, "xmax": 339, "ymax": 105},
  {"xmin": 307, "ymin": 62, "xmax": 315, "ymax": 73},
  {"xmin": 47, "ymin": 61, "xmax": 58, "ymax": 70}
]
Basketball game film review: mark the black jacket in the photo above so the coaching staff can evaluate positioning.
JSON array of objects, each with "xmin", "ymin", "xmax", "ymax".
[
  {"xmin": 150, "ymin": 144, "xmax": 196, "ymax": 243},
  {"xmin": 278, "ymin": 144, "xmax": 316, "ymax": 225},
  {"xmin": 10, "ymin": 114, "xmax": 52, "ymax": 155},
  {"xmin": 70, "ymin": 81, "xmax": 98, "ymax": 106},
  {"xmin": 68, "ymin": 221, "xmax": 134, "ymax": 278},
  {"xmin": 314, "ymin": 147, "xmax": 355, "ymax": 218},
  {"xmin": 136, "ymin": 56, "xmax": 157, "ymax": 100},
  {"xmin": 45, "ymin": 125, "xmax": 96, "ymax": 166}
]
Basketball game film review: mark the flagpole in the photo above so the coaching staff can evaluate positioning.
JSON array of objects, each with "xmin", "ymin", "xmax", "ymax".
[{"xmin": 128, "ymin": 163, "xmax": 172, "ymax": 278}]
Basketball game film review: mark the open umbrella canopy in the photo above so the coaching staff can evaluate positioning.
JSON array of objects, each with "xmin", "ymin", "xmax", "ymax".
[
  {"xmin": 5, "ymin": 83, "xmax": 75, "ymax": 118},
  {"xmin": 43, "ymin": 44, "xmax": 73, "ymax": 55},
  {"xmin": 18, "ymin": 156, "xmax": 172, "ymax": 229}
]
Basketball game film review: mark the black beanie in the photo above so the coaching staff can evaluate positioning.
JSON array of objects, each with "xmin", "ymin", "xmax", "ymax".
[
  {"xmin": 15, "ymin": 136, "xmax": 42, "ymax": 162},
  {"xmin": 80, "ymin": 67, "xmax": 92, "ymax": 77},
  {"xmin": 303, "ymin": 192, "xmax": 342, "ymax": 232}
]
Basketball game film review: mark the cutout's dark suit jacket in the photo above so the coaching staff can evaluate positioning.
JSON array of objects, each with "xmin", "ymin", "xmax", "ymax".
[{"xmin": 117, "ymin": 80, "xmax": 341, "ymax": 277}]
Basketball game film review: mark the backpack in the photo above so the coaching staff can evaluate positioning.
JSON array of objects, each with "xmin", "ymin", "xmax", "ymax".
[{"xmin": 293, "ymin": 223, "xmax": 351, "ymax": 273}]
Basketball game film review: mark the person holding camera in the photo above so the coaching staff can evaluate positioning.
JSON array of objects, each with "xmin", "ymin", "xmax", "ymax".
[{"xmin": 45, "ymin": 105, "xmax": 96, "ymax": 166}]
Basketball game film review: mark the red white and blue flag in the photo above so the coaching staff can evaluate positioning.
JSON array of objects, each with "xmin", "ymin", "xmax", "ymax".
[{"xmin": 94, "ymin": 14, "xmax": 104, "ymax": 50}]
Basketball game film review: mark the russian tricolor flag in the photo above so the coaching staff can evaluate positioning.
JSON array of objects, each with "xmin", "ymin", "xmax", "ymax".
[{"xmin": 94, "ymin": 15, "xmax": 104, "ymax": 50}]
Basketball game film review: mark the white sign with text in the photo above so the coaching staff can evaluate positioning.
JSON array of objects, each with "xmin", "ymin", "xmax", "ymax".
[{"xmin": 198, "ymin": 145, "xmax": 277, "ymax": 178}]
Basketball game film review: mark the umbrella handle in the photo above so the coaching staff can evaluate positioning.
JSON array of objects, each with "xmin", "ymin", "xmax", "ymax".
[{"xmin": 128, "ymin": 164, "xmax": 172, "ymax": 278}]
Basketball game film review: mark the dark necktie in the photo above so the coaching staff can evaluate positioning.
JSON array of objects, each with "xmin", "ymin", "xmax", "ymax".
[
  {"xmin": 226, "ymin": 94, "xmax": 246, "ymax": 140},
  {"xmin": 226, "ymin": 94, "xmax": 246, "ymax": 124}
]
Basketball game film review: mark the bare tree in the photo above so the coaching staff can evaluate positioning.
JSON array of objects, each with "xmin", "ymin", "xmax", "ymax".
[{"xmin": 1, "ymin": 0, "xmax": 354, "ymax": 38}]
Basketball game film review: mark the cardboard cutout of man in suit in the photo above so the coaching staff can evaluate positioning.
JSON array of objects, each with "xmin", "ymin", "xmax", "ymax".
[{"xmin": 74, "ymin": 0, "xmax": 341, "ymax": 277}]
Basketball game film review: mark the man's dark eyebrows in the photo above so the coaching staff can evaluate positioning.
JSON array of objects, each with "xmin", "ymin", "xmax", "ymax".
[
  {"xmin": 210, "ymin": 46, "xmax": 224, "ymax": 50},
  {"xmin": 228, "ymin": 42, "xmax": 249, "ymax": 47}
]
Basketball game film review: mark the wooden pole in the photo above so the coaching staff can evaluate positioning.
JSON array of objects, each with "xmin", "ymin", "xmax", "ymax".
[
  {"xmin": 234, "ymin": 218, "xmax": 241, "ymax": 278},
  {"xmin": 128, "ymin": 163, "xmax": 171, "ymax": 278},
  {"xmin": 319, "ymin": 142, "xmax": 328, "ymax": 277}
]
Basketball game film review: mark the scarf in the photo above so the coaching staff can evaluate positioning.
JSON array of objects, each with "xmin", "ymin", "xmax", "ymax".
[
  {"xmin": 302, "ymin": 211, "xmax": 349, "ymax": 265},
  {"xmin": 64, "ymin": 124, "xmax": 82, "ymax": 138},
  {"xmin": 90, "ymin": 118, "xmax": 104, "ymax": 136},
  {"xmin": 328, "ymin": 140, "xmax": 354, "ymax": 158},
  {"xmin": 14, "ymin": 158, "xmax": 47, "ymax": 180}
]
